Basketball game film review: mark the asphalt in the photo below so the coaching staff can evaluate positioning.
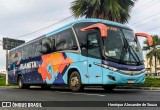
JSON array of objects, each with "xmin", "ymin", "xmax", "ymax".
[{"xmin": 0, "ymin": 86, "xmax": 160, "ymax": 110}]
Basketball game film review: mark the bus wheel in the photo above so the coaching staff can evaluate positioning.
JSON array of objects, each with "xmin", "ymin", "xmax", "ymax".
[
  {"xmin": 69, "ymin": 71, "xmax": 84, "ymax": 92},
  {"xmin": 102, "ymin": 84, "xmax": 116, "ymax": 92},
  {"xmin": 18, "ymin": 76, "xmax": 30, "ymax": 89}
]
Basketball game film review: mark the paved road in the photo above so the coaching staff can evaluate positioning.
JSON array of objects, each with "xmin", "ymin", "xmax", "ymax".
[{"xmin": 0, "ymin": 86, "xmax": 160, "ymax": 110}]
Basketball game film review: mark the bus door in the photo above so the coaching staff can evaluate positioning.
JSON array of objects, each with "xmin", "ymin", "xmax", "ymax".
[{"xmin": 87, "ymin": 31, "xmax": 103, "ymax": 84}]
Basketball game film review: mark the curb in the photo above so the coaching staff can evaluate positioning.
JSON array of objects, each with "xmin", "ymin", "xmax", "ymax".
[
  {"xmin": 116, "ymin": 86, "xmax": 160, "ymax": 90},
  {"xmin": 0, "ymin": 86, "xmax": 160, "ymax": 91},
  {"xmin": 0, "ymin": 86, "xmax": 17, "ymax": 88}
]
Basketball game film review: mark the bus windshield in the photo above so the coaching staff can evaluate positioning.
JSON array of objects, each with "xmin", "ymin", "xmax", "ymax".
[{"xmin": 103, "ymin": 26, "xmax": 143, "ymax": 65}]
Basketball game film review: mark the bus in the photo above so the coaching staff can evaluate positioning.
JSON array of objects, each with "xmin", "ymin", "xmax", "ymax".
[{"xmin": 8, "ymin": 18, "xmax": 153, "ymax": 92}]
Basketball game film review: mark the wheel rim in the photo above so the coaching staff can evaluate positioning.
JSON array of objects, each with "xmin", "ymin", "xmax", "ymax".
[{"xmin": 71, "ymin": 76, "xmax": 79, "ymax": 87}]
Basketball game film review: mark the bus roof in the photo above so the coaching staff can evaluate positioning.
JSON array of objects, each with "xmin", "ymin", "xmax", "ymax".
[
  {"xmin": 10, "ymin": 18, "xmax": 132, "ymax": 51},
  {"xmin": 46, "ymin": 18, "xmax": 132, "ymax": 37}
]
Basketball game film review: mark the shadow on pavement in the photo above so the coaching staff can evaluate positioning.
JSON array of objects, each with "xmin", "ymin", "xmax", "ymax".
[{"xmin": 10, "ymin": 86, "xmax": 143, "ymax": 94}]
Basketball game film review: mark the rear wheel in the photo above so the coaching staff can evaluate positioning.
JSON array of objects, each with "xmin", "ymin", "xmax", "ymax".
[
  {"xmin": 69, "ymin": 71, "xmax": 84, "ymax": 92},
  {"xmin": 102, "ymin": 84, "xmax": 116, "ymax": 92},
  {"xmin": 18, "ymin": 76, "xmax": 30, "ymax": 89}
]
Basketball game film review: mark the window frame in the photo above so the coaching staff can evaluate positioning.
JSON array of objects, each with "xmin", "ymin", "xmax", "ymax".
[
  {"xmin": 55, "ymin": 28, "xmax": 78, "ymax": 51},
  {"xmin": 87, "ymin": 31, "xmax": 102, "ymax": 59}
]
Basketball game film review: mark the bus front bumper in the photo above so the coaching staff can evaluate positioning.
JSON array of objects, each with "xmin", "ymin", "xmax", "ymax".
[{"xmin": 103, "ymin": 71, "xmax": 146, "ymax": 85}]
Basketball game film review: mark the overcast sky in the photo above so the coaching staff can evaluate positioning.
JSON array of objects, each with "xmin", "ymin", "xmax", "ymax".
[{"xmin": 0, "ymin": 0, "xmax": 160, "ymax": 68}]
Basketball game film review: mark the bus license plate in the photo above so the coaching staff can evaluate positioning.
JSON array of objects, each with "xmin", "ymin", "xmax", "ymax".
[{"xmin": 128, "ymin": 80, "xmax": 135, "ymax": 84}]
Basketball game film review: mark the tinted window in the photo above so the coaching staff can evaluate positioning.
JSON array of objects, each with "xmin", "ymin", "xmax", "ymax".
[
  {"xmin": 41, "ymin": 37, "xmax": 56, "ymax": 54},
  {"xmin": 73, "ymin": 22, "xmax": 94, "ymax": 46},
  {"xmin": 56, "ymin": 29, "xmax": 77, "ymax": 51},
  {"xmin": 87, "ymin": 33, "xmax": 101, "ymax": 58},
  {"xmin": 34, "ymin": 40, "xmax": 42, "ymax": 57}
]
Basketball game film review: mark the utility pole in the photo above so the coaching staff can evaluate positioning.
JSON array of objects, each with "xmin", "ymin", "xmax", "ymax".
[{"xmin": 6, "ymin": 45, "xmax": 8, "ymax": 85}]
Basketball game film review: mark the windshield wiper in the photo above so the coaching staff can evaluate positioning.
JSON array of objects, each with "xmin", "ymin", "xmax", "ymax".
[
  {"xmin": 129, "ymin": 45, "xmax": 141, "ymax": 64},
  {"xmin": 119, "ymin": 35, "xmax": 141, "ymax": 65}
]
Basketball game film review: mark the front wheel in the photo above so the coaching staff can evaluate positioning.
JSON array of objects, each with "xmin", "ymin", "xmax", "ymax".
[
  {"xmin": 69, "ymin": 71, "xmax": 84, "ymax": 92},
  {"xmin": 18, "ymin": 76, "xmax": 30, "ymax": 89},
  {"xmin": 102, "ymin": 84, "xmax": 116, "ymax": 92}
]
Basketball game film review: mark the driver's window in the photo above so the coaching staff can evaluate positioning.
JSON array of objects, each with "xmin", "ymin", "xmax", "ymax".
[{"xmin": 87, "ymin": 33, "xmax": 101, "ymax": 58}]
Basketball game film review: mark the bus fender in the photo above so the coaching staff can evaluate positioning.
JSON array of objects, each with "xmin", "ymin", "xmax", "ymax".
[{"xmin": 67, "ymin": 66, "xmax": 82, "ymax": 84}]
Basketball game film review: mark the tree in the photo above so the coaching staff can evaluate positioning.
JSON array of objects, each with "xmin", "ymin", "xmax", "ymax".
[
  {"xmin": 70, "ymin": 0, "xmax": 136, "ymax": 23},
  {"xmin": 143, "ymin": 35, "xmax": 160, "ymax": 75}
]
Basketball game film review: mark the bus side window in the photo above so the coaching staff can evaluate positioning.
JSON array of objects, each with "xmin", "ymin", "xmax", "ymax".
[
  {"xmin": 25, "ymin": 45, "xmax": 29, "ymax": 59},
  {"xmin": 87, "ymin": 33, "xmax": 101, "ymax": 59},
  {"xmin": 31, "ymin": 43, "xmax": 35, "ymax": 57},
  {"xmin": 56, "ymin": 29, "xmax": 77, "ymax": 51},
  {"xmin": 28, "ymin": 44, "xmax": 32, "ymax": 58},
  {"xmin": 41, "ymin": 38, "xmax": 50, "ymax": 54},
  {"xmin": 35, "ymin": 40, "xmax": 42, "ymax": 56},
  {"xmin": 21, "ymin": 47, "xmax": 25, "ymax": 60},
  {"xmin": 40, "ymin": 37, "xmax": 55, "ymax": 54},
  {"xmin": 49, "ymin": 35, "xmax": 56, "ymax": 52}
]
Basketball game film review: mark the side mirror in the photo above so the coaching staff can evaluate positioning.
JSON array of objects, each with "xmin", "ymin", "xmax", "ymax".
[
  {"xmin": 135, "ymin": 33, "xmax": 153, "ymax": 46},
  {"xmin": 80, "ymin": 23, "xmax": 108, "ymax": 38}
]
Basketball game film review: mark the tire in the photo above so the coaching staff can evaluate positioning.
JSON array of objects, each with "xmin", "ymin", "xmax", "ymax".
[
  {"xmin": 102, "ymin": 84, "xmax": 116, "ymax": 92},
  {"xmin": 69, "ymin": 71, "xmax": 84, "ymax": 92},
  {"xmin": 41, "ymin": 85, "xmax": 51, "ymax": 90},
  {"xmin": 18, "ymin": 76, "xmax": 30, "ymax": 89}
]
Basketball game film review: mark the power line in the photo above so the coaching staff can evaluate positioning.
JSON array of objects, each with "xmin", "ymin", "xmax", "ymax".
[
  {"xmin": 130, "ymin": 11, "xmax": 160, "ymax": 25},
  {"xmin": 0, "ymin": 15, "xmax": 74, "ymax": 47},
  {"xmin": 144, "ymin": 25, "xmax": 160, "ymax": 32},
  {"xmin": 132, "ymin": 16, "xmax": 160, "ymax": 28},
  {"xmin": 14, "ymin": 15, "xmax": 73, "ymax": 38},
  {"xmin": 132, "ymin": 0, "xmax": 159, "ymax": 14}
]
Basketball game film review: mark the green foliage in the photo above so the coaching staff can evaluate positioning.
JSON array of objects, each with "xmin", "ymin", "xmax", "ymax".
[
  {"xmin": 70, "ymin": 0, "xmax": 136, "ymax": 23},
  {"xmin": 0, "ymin": 76, "xmax": 6, "ymax": 86},
  {"xmin": 137, "ymin": 77, "xmax": 160, "ymax": 87},
  {"xmin": 0, "ymin": 76, "xmax": 15, "ymax": 86},
  {"xmin": 119, "ymin": 77, "xmax": 160, "ymax": 87},
  {"xmin": 143, "ymin": 35, "xmax": 160, "ymax": 66}
]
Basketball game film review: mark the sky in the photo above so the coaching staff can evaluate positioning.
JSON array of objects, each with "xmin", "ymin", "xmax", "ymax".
[{"xmin": 0, "ymin": 0, "xmax": 160, "ymax": 68}]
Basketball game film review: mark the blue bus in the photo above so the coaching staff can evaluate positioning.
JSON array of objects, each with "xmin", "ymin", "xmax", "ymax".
[{"xmin": 8, "ymin": 18, "xmax": 152, "ymax": 92}]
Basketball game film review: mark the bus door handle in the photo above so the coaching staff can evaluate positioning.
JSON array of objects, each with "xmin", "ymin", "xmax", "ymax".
[{"xmin": 89, "ymin": 64, "xmax": 92, "ymax": 67}]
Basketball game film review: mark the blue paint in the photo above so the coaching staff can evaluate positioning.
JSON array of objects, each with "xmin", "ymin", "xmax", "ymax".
[
  {"xmin": 102, "ymin": 60, "xmax": 145, "ymax": 71},
  {"xmin": 46, "ymin": 63, "xmax": 57, "ymax": 84},
  {"xmin": 53, "ymin": 74, "xmax": 65, "ymax": 84},
  {"xmin": 8, "ymin": 51, "xmax": 146, "ymax": 85},
  {"xmin": 8, "ymin": 16, "xmax": 145, "ymax": 86},
  {"xmin": 46, "ymin": 18, "xmax": 131, "ymax": 37},
  {"xmin": 102, "ymin": 67, "xmax": 146, "ymax": 84}
]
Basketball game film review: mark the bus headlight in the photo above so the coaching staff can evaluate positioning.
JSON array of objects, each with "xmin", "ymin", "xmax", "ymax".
[{"xmin": 101, "ymin": 64, "xmax": 119, "ymax": 72}]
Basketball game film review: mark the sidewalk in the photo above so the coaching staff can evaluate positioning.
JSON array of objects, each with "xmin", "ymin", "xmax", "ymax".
[{"xmin": 116, "ymin": 86, "xmax": 160, "ymax": 90}]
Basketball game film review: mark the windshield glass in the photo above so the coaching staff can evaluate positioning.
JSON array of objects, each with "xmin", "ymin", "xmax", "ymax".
[
  {"xmin": 122, "ymin": 29, "xmax": 143, "ymax": 63},
  {"xmin": 103, "ymin": 26, "xmax": 143, "ymax": 65}
]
